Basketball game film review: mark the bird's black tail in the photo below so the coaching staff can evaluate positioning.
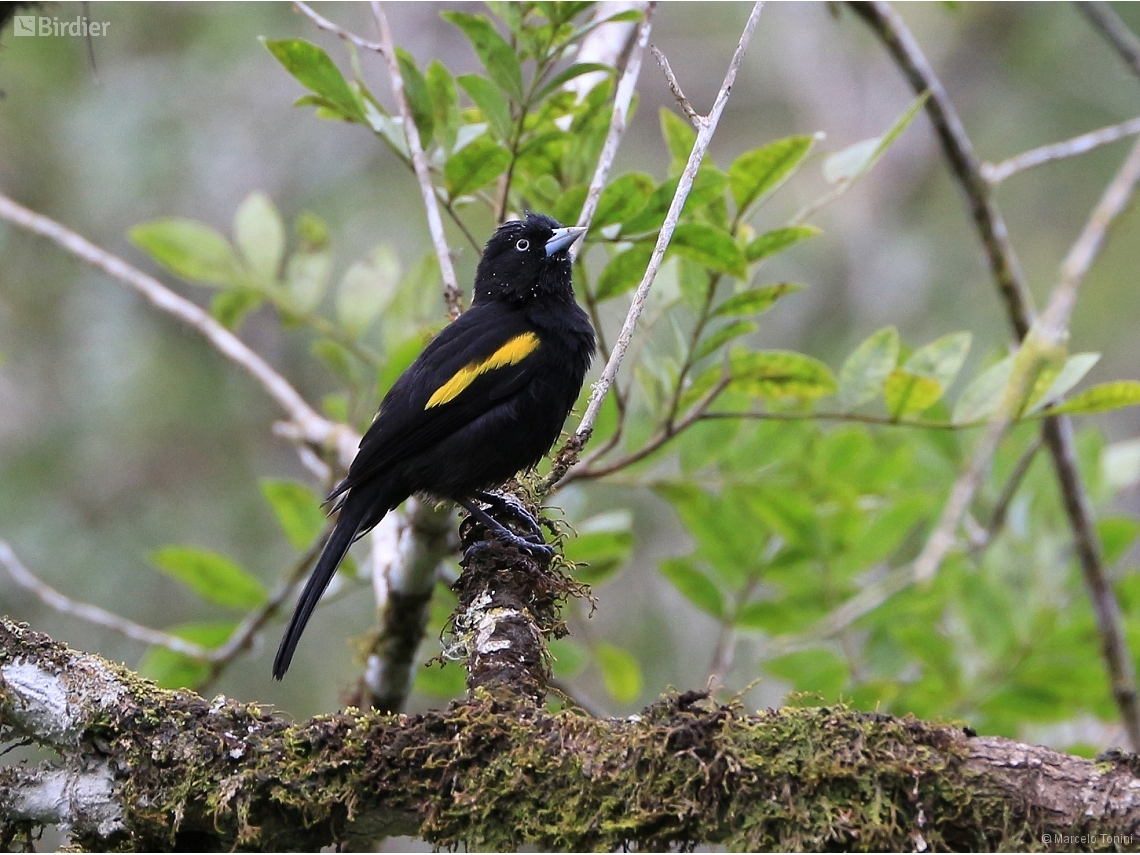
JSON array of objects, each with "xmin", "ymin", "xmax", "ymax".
[{"xmin": 272, "ymin": 489, "xmax": 384, "ymax": 680}]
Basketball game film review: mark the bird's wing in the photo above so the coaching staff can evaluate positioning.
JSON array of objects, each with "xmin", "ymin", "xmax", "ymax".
[{"xmin": 331, "ymin": 303, "xmax": 544, "ymax": 498}]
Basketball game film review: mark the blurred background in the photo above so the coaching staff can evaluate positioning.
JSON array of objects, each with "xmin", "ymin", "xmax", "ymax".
[{"xmin": 2, "ymin": 1, "xmax": 1139, "ymax": 742}]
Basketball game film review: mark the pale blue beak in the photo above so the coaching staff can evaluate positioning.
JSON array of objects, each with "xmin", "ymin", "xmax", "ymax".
[{"xmin": 545, "ymin": 226, "xmax": 587, "ymax": 257}]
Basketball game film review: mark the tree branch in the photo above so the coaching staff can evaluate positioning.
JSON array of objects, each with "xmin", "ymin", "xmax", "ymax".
[
  {"xmin": 1077, "ymin": 1, "xmax": 1140, "ymax": 81},
  {"xmin": 569, "ymin": 2, "xmax": 655, "ymax": 261},
  {"xmin": 982, "ymin": 116, "xmax": 1140, "ymax": 185},
  {"xmin": 370, "ymin": 2, "xmax": 463, "ymax": 319},
  {"xmin": 0, "ymin": 190, "xmax": 360, "ymax": 475},
  {"xmin": 4, "ymin": 618, "xmax": 1140, "ymax": 851}
]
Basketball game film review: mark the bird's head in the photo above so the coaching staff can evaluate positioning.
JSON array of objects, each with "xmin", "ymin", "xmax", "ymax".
[{"xmin": 472, "ymin": 212, "xmax": 585, "ymax": 305}]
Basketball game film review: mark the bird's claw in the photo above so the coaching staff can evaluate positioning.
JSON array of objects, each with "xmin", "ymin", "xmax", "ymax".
[{"xmin": 462, "ymin": 527, "xmax": 554, "ymax": 561}]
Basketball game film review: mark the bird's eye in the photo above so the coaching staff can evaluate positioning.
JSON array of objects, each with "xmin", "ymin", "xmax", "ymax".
[{"xmin": 516, "ymin": 239, "xmax": 530, "ymax": 251}]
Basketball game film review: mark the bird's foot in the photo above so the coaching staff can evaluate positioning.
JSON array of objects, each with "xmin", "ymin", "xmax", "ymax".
[
  {"xmin": 471, "ymin": 490, "xmax": 545, "ymax": 539},
  {"xmin": 458, "ymin": 496, "xmax": 554, "ymax": 560},
  {"xmin": 462, "ymin": 528, "xmax": 554, "ymax": 561}
]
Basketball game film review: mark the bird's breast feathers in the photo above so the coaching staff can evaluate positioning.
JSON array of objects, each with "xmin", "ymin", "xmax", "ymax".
[{"xmin": 424, "ymin": 330, "xmax": 541, "ymax": 409}]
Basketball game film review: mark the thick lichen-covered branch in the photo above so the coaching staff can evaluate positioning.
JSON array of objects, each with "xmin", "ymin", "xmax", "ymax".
[{"xmin": 3, "ymin": 617, "xmax": 1140, "ymax": 852}]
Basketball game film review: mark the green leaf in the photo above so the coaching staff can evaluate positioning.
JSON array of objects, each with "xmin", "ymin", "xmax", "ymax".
[
  {"xmin": 1099, "ymin": 516, "xmax": 1140, "ymax": 566},
  {"xmin": 445, "ymin": 134, "xmax": 512, "ymax": 198},
  {"xmin": 620, "ymin": 168, "xmax": 728, "ymax": 236},
  {"xmin": 904, "ymin": 331, "xmax": 972, "ymax": 389},
  {"xmin": 660, "ymin": 107, "xmax": 696, "ymax": 170},
  {"xmin": 262, "ymin": 38, "xmax": 363, "ymax": 122},
  {"xmin": 744, "ymin": 225, "xmax": 820, "ymax": 263},
  {"xmin": 535, "ymin": 62, "xmax": 614, "ymax": 102},
  {"xmin": 822, "ymin": 92, "xmax": 929, "ymax": 185},
  {"xmin": 311, "ymin": 339, "xmax": 358, "ymax": 385},
  {"xmin": 426, "ymin": 60, "xmax": 460, "ymax": 153},
  {"xmin": 395, "ymin": 48, "xmax": 433, "ymax": 148},
  {"xmin": 337, "ymin": 245, "xmax": 400, "ymax": 337},
  {"xmin": 284, "ymin": 248, "xmax": 333, "ymax": 313},
  {"xmin": 837, "ymin": 326, "xmax": 899, "ymax": 412},
  {"xmin": 595, "ymin": 642, "xmax": 642, "ymax": 703},
  {"xmin": 595, "ymin": 242, "xmax": 653, "ymax": 300},
  {"xmin": 1044, "ymin": 381, "xmax": 1140, "ymax": 416},
  {"xmin": 458, "ymin": 73, "xmax": 513, "ymax": 143},
  {"xmin": 669, "ymin": 222, "xmax": 748, "ymax": 279},
  {"xmin": 130, "ymin": 219, "xmax": 244, "ymax": 288},
  {"xmin": 593, "ymin": 173, "xmax": 656, "ymax": 229},
  {"xmin": 233, "ymin": 192, "xmax": 285, "ymax": 282},
  {"xmin": 210, "ymin": 289, "xmax": 263, "ymax": 331},
  {"xmin": 1024, "ymin": 352, "xmax": 1100, "ymax": 415},
  {"xmin": 415, "ymin": 661, "xmax": 467, "ymax": 699},
  {"xmin": 952, "ymin": 355, "xmax": 1014, "ymax": 425},
  {"xmin": 766, "ymin": 650, "xmax": 849, "ymax": 700},
  {"xmin": 727, "ymin": 349, "xmax": 837, "ymax": 401},
  {"xmin": 548, "ymin": 637, "xmax": 589, "ymax": 680},
  {"xmin": 441, "ymin": 11, "xmax": 524, "ymax": 101},
  {"xmin": 659, "ymin": 558, "xmax": 724, "ymax": 618},
  {"xmin": 728, "ymin": 135, "xmax": 815, "ymax": 212},
  {"xmin": 713, "ymin": 283, "xmax": 803, "ymax": 319},
  {"xmin": 261, "ymin": 479, "xmax": 327, "ymax": 551},
  {"xmin": 138, "ymin": 622, "xmax": 235, "ymax": 690},
  {"xmin": 694, "ymin": 320, "xmax": 757, "ymax": 361},
  {"xmin": 884, "ymin": 369, "xmax": 944, "ymax": 419},
  {"xmin": 150, "ymin": 546, "xmax": 266, "ymax": 609},
  {"xmin": 564, "ymin": 511, "xmax": 634, "ymax": 586}
]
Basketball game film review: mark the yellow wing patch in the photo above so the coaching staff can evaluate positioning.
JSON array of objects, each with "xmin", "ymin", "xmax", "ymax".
[{"xmin": 425, "ymin": 331, "xmax": 541, "ymax": 409}]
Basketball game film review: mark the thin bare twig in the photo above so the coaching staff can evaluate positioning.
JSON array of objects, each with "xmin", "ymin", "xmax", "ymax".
[
  {"xmin": 293, "ymin": 2, "xmax": 461, "ymax": 319},
  {"xmin": 371, "ymin": 2, "xmax": 463, "ymax": 319},
  {"xmin": 0, "ymin": 540, "xmax": 209, "ymax": 658},
  {"xmin": 849, "ymin": 0, "xmax": 1140, "ymax": 750},
  {"xmin": 651, "ymin": 45, "xmax": 701, "ymax": 126},
  {"xmin": 544, "ymin": 2, "xmax": 764, "ymax": 493},
  {"xmin": 982, "ymin": 437, "xmax": 1043, "ymax": 547},
  {"xmin": 1077, "ymin": 1, "xmax": 1140, "ymax": 81},
  {"xmin": 293, "ymin": 0, "xmax": 384, "ymax": 53},
  {"xmin": 1042, "ymin": 135, "xmax": 1140, "ymax": 341},
  {"xmin": 982, "ymin": 116, "xmax": 1140, "ymax": 185},
  {"xmin": 570, "ymin": 3, "xmax": 656, "ymax": 260},
  {"xmin": 0, "ymin": 190, "xmax": 359, "ymax": 474}
]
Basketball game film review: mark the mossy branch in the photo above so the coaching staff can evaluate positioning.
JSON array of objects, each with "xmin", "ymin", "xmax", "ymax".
[{"xmin": 3, "ymin": 617, "xmax": 1140, "ymax": 852}]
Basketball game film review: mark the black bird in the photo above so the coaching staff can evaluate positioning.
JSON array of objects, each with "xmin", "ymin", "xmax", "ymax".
[{"xmin": 273, "ymin": 212, "xmax": 595, "ymax": 680}]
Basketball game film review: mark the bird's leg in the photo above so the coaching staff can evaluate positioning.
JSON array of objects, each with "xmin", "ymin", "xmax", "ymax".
[
  {"xmin": 471, "ymin": 490, "xmax": 545, "ymax": 539},
  {"xmin": 457, "ymin": 498, "xmax": 554, "ymax": 559}
]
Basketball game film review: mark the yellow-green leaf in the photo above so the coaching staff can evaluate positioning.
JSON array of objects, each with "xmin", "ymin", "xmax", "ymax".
[
  {"xmin": 884, "ymin": 369, "xmax": 944, "ymax": 420},
  {"xmin": 1044, "ymin": 381, "xmax": 1140, "ymax": 416}
]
